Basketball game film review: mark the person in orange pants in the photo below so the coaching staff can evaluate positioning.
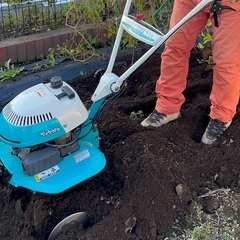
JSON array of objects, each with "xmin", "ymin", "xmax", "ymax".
[{"xmin": 141, "ymin": 0, "xmax": 240, "ymax": 144}]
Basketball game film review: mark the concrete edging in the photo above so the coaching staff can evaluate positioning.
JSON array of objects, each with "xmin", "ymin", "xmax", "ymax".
[{"xmin": 0, "ymin": 24, "xmax": 106, "ymax": 67}]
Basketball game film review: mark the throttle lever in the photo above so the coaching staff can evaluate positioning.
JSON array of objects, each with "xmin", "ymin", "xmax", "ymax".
[{"xmin": 209, "ymin": 0, "xmax": 236, "ymax": 27}]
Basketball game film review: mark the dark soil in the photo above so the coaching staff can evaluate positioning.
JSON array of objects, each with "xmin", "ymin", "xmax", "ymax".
[{"xmin": 0, "ymin": 48, "xmax": 240, "ymax": 240}]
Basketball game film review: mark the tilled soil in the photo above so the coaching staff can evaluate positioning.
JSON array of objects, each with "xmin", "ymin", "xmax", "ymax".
[{"xmin": 0, "ymin": 49, "xmax": 240, "ymax": 240}]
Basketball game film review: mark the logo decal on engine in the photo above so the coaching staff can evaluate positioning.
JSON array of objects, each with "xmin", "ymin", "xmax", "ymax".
[{"xmin": 40, "ymin": 128, "xmax": 60, "ymax": 137}]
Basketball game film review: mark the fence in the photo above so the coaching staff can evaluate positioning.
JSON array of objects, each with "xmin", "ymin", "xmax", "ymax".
[
  {"xmin": 0, "ymin": 0, "xmax": 173, "ymax": 40},
  {"xmin": 0, "ymin": 0, "xmax": 75, "ymax": 39}
]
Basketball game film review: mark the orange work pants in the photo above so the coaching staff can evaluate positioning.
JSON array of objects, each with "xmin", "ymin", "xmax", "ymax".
[{"xmin": 155, "ymin": 0, "xmax": 240, "ymax": 122}]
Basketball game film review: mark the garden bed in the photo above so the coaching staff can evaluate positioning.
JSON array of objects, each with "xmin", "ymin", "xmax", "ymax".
[{"xmin": 0, "ymin": 49, "xmax": 240, "ymax": 239}]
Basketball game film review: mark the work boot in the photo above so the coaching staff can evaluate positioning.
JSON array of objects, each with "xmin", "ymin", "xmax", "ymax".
[
  {"xmin": 141, "ymin": 109, "xmax": 180, "ymax": 127},
  {"xmin": 201, "ymin": 119, "xmax": 232, "ymax": 145}
]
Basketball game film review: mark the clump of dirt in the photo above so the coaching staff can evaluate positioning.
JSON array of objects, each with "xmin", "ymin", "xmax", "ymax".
[{"xmin": 0, "ymin": 49, "xmax": 240, "ymax": 240}]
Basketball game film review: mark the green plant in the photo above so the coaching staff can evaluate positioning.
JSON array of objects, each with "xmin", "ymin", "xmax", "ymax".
[
  {"xmin": 164, "ymin": 188, "xmax": 240, "ymax": 240},
  {"xmin": 0, "ymin": 59, "xmax": 24, "ymax": 81},
  {"xmin": 47, "ymin": 49, "xmax": 56, "ymax": 67},
  {"xmin": 195, "ymin": 22, "xmax": 215, "ymax": 73},
  {"xmin": 52, "ymin": 43, "xmax": 71, "ymax": 58},
  {"xmin": 46, "ymin": 35, "xmax": 97, "ymax": 61},
  {"xmin": 3, "ymin": 13, "xmax": 16, "ymax": 31},
  {"xmin": 130, "ymin": 110, "xmax": 144, "ymax": 120},
  {"xmin": 196, "ymin": 21, "xmax": 212, "ymax": 51},
  {"xmin": 190, "ymin": 224, "xmax": 212, "ymax": 240},
  {"xmin": 86, "ymin": 33, "xmax": 101, "ymax": 48},
  {"xmin": 153, "ymin": 0, "xmax": 174, "ymax": 33},
  {"xmin": 66, "ymin": 0, "xmax": 108, "ymax": 27},
  {"xmin": 32, "ymin": 63, "xmax": 43, "ymax": 72},
  {"xmin": 197, "ymin": 31, "xmax": 212, "ymax": 51},
  {"xmin": 106, "ymin": 22, "xmax": 139, "ymax": 49}
]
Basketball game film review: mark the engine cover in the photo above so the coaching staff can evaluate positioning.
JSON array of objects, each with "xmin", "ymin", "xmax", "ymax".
[
  {"xmin": 22, "ymin": 147, "xmax": 61, "ymax": 175},
  {"xmin": 0, "ymin": 80, "xmax": 88, "ymax": 147},
  {"xmin": 22, "ymin": 140, "xmax": 79, "ymax": 175}
]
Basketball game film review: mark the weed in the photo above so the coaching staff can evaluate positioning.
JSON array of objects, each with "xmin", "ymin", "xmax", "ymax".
[
  {"xmin": 195, "ymin": 21, "xmax": 214, "ymax": 69},
  {"xmin": 130, "ymin": 110, "xmax": 144, "ymax": 120},
  {"xmin": 0, "ymin": 59, "xmax": 24, "ymax": 81},
  {"xmin": 47, "ymin": 49, "xmax": 56, "ymax": 67},
  {"xmin": 165, "ymin": 188, "xmax": 240, "ymax": 239},
  {"xmin": 32, "ymin": 63, "xmax": 43, "ymax": 72}
]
